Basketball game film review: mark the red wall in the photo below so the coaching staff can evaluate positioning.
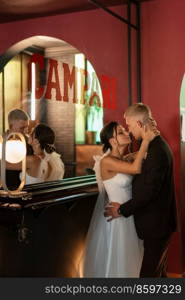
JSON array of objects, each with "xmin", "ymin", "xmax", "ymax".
[
  {"xmin": 0, "ymin": 6, "xmax": 129, "ymax": 124},
  {"xmin": 141, "ymin": 0, "xmax": 185, "ymax": 273},
  {"xmin": 0, "ymin": 0, "xmax": 184, "ymax": 274}
]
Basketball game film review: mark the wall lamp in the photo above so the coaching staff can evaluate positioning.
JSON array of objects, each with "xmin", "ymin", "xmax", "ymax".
[{"xmin": 0, "ymin": 132, "xmax": 27, "ymax": 198}]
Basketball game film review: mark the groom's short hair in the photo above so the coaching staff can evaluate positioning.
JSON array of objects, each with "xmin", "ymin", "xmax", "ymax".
[
  {"xmin": 8, "ymin": 109, "xmax": 29, "ymax": 125},
  {"xmin": 124, "ymin": 103, "xmax": 152, "ymax": 123}
]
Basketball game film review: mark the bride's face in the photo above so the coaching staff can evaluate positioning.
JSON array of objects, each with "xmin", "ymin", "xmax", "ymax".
[
  {"xmin": 113, "ymin": 125, "xmax": 131, "ymax": 146},
  {"xmin": 28, "ymin": 132, "xmax": 41, "ymax": 155}
]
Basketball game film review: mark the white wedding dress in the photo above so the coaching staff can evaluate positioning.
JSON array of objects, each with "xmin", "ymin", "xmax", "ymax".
[
  {"xmin": 20, "ymin": 151, "xmax": 65, "ymax": 185},
  {"xmin": 81, "ymin": 153, "xmax": 144, "ymax": 278}
]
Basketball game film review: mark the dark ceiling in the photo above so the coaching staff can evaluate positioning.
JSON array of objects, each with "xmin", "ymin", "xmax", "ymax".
[{"xmin": 0, "ymin": 0, "xmax": 150, "ymax": 23}]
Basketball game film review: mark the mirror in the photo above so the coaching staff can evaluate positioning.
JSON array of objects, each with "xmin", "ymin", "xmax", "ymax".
[{"xmin": 0, "ymin": 35, "xmax": 110, "ymax": 182}]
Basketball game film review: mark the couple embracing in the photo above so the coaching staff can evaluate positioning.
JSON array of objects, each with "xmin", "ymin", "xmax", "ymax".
[{"xmin": 81, "ymin": 103, "xmax": 177, "ymax": 278}]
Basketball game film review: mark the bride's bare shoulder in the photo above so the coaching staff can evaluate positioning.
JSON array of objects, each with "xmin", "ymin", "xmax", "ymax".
[{"xmin": 100, "ymin": 155, "xmax": 113, "ymax": 166}]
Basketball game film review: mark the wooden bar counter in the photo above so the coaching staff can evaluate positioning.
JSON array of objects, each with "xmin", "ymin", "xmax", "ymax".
[{"xmin": 0, "ymin": 175, "xmax": 98, "ymax": 277}]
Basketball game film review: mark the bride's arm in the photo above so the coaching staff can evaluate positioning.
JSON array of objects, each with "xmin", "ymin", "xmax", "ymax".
[
  {"xmin": 102, "ymin": 138, "xmax": 149, "ymax": 175},
  {"xmin": 123, "ymin": 152, "xmax": 137, "ymax": 162}
]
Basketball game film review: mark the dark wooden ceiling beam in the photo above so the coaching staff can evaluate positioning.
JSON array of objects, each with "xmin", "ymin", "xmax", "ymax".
[{"xmin": 0, "ymin": 0, "xmax": 151, "ymax": 23}]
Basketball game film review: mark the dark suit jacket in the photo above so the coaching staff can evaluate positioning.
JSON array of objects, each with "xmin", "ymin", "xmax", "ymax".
[{"xmin": 120, "ymin": 135, "xmax": 177, "ymax": 239}]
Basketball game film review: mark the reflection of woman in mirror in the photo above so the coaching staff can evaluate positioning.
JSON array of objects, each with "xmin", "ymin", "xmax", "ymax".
[{"xmin": 6, "ymin": 124, "xmax": 65, "ymax": 184}]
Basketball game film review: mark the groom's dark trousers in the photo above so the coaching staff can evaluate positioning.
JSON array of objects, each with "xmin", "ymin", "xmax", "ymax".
[{"xmin": 119, "ymin": 136, "xmax": 177, "ymax": 277}]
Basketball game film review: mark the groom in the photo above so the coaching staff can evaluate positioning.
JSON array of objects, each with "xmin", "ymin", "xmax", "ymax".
[{"xmin": 104, "ymin": 103, "xmax": 177, "ymax": 277}]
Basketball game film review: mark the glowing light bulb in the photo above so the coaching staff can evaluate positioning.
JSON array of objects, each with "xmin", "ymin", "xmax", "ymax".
[
  {"xmin": 0, "ymin": 132, "xmax": 28, "ymax": 198},
  {"xmin": 6, "ymin": 140, "xmax": 26, "ymax": 163}
]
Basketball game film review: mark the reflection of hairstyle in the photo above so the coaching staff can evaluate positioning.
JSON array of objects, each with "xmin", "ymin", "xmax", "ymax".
[
  {"xmin": 124, "ymin": 103, "xmax": 152, "ymax": 123},
  {"xmin": 33, "ymin": 124, "xmax": 56, "ymax": 154},
  {"xmin": 8, "ymin": 109, "xmax": 29, "ymax": 125},
  {"xmin": 100, "ymin": 121, "xmax": 118, "ymax": 153}
]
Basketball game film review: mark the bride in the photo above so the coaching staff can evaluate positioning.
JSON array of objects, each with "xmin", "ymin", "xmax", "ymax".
[
  {"xmin": 80, "ymin": 121, "xmax": 155, "ymax": 277},
  {"xmin": 6, "ymin": 124, "xmax": 65, "ymax": 184}
]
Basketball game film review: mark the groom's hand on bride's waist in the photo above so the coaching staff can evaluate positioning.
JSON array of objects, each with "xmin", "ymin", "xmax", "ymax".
[{"xmin": 104, "ymin": 202, "xmax": 122, "ymax": 221}]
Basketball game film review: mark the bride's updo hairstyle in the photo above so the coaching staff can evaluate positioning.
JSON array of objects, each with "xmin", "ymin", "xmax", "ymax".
[
  {"xmin": 33, "ymin": 124, "xmax": 56, "ymax": 154},
  {"xmin": 100, "ymin": 121, "xmax": 118, "ymax": 153}
]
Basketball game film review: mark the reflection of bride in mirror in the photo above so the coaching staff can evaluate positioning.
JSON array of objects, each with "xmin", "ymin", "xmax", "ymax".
[{"xmin": 6, "ymin": 124, "xmax": 65, "ymax": 184}]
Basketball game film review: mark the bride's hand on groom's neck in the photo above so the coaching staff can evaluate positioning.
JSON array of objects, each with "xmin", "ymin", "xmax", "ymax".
[
  {"xmin": 146, "ymin": 118, "xmax": 160, "ymax": 136},
  {"xmin": 142, "ymin": 120, "xmax": 160, "ymax": 142},
  {"xmin": 142, "ymin": 126, "xmax": 156, "ymax": 142}
]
